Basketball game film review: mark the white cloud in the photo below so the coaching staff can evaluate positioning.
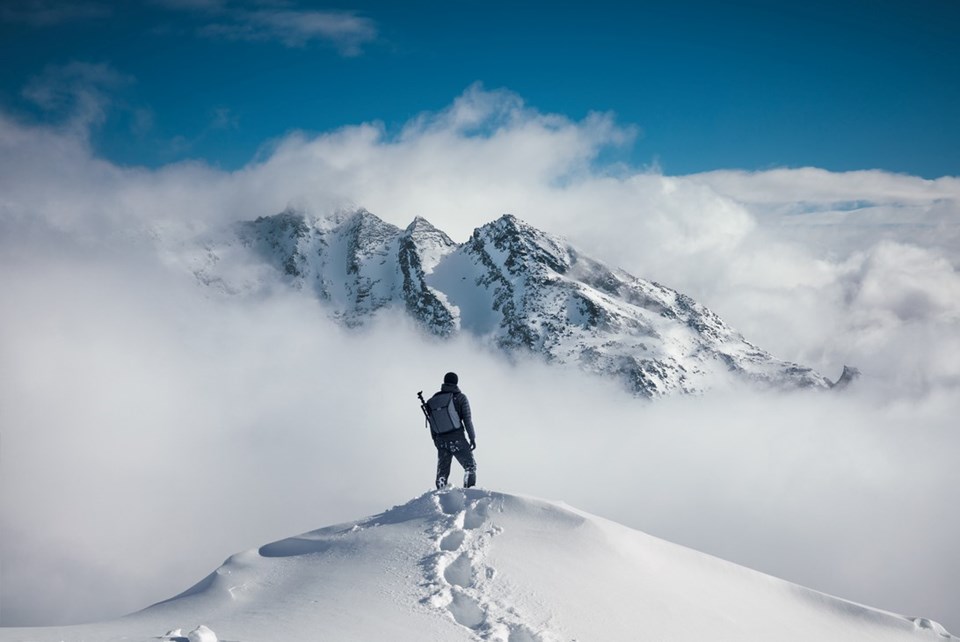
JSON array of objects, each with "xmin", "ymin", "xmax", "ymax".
[
  {"xmin": 1, "ymin": 85, "xmax": 959, "ymax": 631},
  {"xmin": 692, "ymin": 167, "xmax": 959, "ymax": 203}
]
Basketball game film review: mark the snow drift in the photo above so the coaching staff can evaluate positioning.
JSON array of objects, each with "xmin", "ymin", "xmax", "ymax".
[{"xmin": 1, "ymin": 489, "xmax": 952, "ymax": 641}]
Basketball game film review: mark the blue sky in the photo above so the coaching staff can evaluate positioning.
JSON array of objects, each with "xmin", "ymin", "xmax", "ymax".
[{"xmin": 1, "ymin": 0, "xmax": 957, "ymax": 177}]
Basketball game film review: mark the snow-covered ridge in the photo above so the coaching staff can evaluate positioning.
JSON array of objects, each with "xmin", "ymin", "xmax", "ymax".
[
  {"xmin": 3, "ymin": 490, "xmax": 952, "ymax": 641},
  {"xmin": 191, "ymin": 207, "xmax": 848, "ymax": 397}
]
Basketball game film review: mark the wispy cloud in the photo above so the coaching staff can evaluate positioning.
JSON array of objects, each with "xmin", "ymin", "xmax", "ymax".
[
  {"xmin": 0, "ymin": 0, "xmax": 111, "ymax": 26},
  {"xmin": 244, "ymin": 9, "xmax": 376, "ymax": 53},
  {"xmin": 209, "ymin": 106, "xmax": 239, "ymax": 130},
  {"xmin": 154, "ymin": 0, "xmax": 378, "ymax": 55},
  {"xmin": 157, "ymin": 106, "xmax": 242, "ymax": 156},
  {"xmin": 21, "ymin": 62, "xmax": 132, "ymax": 134}
]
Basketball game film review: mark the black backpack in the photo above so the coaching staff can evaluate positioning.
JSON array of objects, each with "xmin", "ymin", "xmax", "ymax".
[{"xmin": 425, "ymin": 392, "xmax": 462, "ymax": 435}]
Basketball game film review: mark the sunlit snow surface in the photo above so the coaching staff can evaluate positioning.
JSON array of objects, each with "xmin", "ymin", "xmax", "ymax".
[{"xmin": 2, "ymin": 490, "xmax": 952, "ymax": 642}]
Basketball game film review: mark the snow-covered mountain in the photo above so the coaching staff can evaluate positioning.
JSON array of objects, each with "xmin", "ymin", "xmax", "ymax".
[
  {"xmin": 3, "ymin": 489, "xmax": 952, "ymax": 641},
  {"xmin": 190, "ymin": 208, "xmax": 841, "ymax": 397}
]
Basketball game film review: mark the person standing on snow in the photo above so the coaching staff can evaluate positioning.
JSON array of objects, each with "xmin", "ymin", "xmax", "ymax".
[{"xmin": 425, "ymin": 372, "xmax": 477, "ymax": 489}]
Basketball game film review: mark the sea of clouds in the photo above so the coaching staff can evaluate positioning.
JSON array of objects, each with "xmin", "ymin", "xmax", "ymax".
[{"xmin": 1, "ymin": 84, "xmax": 958, "ymax": 630}]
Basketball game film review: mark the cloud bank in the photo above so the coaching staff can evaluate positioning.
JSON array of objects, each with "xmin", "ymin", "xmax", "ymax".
[
  {"xmin": 1, "ymin": 83, "xmax": 959, "ymax": 631},
  {"xmin": 150, "ymin": 0, "xmax": 379, "ymax": 55}
]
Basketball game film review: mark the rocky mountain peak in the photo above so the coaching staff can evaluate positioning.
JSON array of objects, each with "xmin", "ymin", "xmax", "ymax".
[
  {"xmin": 471, "ymin": 214, "xmax": 573, "ymax": 276},
  {"xmin": 404, "ymin": 215, "xmax": 455, "ymax": 246},
  {"xmin": 405, "ymin": 215, "xmax": 437, "ymax": 232},
  {"xmin": 195, "ymin": 208, "xmax": 844, "ymax": 397}
]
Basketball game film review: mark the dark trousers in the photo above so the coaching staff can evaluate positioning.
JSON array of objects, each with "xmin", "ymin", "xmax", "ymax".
[{"xmin": 435, "ymin": 433, "xmax": 476, "ymax": 488}]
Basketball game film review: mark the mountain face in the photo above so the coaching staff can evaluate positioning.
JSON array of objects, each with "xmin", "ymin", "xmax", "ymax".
[
  {"xmin": 193, "ymin": 208, "xmax": 837, "ymax": 397},
  {"xmin": 3, "ymin": 489, "xmax": 951, "ymax": 642}
]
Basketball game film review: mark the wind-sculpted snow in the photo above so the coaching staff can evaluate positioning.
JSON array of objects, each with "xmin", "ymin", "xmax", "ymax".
[
  {"xmin": 191, "ymin": 207, "xmax": 844, "ymax": 397},
  {"xmin": 0, "ymin": 490, "xmax": 952, "ymax": 642}
]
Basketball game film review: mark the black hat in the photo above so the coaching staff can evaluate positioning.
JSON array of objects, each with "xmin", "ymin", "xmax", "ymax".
[{"xmin": 443, "ymin": 372, "xmax": 459, "ymax": 385}]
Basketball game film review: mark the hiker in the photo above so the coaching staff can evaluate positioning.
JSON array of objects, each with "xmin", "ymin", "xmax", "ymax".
[{"xmin": 423, "ymin": 372, "xmax": 477, "ymax": 489}]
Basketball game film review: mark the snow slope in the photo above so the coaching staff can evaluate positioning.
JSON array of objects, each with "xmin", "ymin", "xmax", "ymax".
[{"xmin": 2, "ymin": 490, "xmax": 952, "ymax": 642}]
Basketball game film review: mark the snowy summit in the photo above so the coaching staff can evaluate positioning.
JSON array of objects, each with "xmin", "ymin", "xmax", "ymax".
[{"xmin": 3, "ymin": 490, "xmax": 952, "ymax": 641}]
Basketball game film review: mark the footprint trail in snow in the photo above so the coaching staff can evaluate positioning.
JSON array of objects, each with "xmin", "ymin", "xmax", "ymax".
[{"xmin": 423, "ymin": 488, "xmax": 555, "ymax": 642}]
